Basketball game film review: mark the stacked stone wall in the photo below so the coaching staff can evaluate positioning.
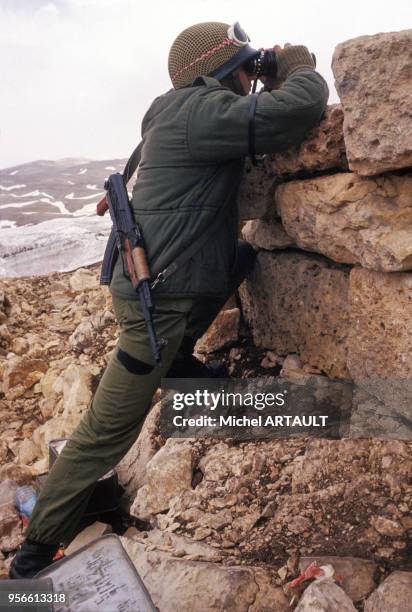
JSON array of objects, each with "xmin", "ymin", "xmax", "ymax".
[
  {"xmin": 1, "ymin": 30, "xmax": 411, "ymax": 608},
  {"xmin": 239, "ymin": 31, "xmax": 412, "ymax": 419}
]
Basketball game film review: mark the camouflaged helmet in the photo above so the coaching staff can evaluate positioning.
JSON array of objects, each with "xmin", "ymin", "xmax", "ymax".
[{"xmin": 168, "ymin": 21, "xmax": 258, "ymax": 89}]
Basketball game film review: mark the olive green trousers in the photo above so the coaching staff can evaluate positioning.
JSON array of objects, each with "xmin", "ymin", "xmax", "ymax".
[{"xmin": 27, "ymin": 242, "xmax": 255, "ymax": 545}]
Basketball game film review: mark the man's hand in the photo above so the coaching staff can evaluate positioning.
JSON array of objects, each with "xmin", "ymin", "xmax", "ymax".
[
  {"xmin": 261, "ymin": 43, "xmax": 316, "ymax": 91},
  {"xmin": 276, "ymin": 44, "xmax": 316, "ymax": 81},
  {"xmin": 260, "ymin": 44, "xmax": 283, "ymax": 91}
]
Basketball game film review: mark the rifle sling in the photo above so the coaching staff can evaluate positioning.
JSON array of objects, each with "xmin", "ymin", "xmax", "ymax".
[{"xmin": 123, "ymin": 141, "xmax": 143, "ymax": 184}]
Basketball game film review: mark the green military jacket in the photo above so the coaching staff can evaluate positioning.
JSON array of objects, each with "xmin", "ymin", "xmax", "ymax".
[{"xmin": 110, "ymin": 71, "xmax": 329, "ymax": 300}]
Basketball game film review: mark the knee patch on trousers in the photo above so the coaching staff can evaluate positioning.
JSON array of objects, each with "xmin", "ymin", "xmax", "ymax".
[{"xmin": 117, "ymin": 348, "xmax": 154, "ymax": 375}]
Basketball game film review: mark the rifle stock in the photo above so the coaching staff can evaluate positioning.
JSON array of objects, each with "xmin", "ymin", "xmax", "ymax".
[{"xmin": 96, "ymin": 195, "xmax": 108, "ymax": 216}]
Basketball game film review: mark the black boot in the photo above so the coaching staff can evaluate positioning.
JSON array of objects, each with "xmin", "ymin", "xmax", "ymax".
[
  {"xmin": 9, "ymin": 539, "xmax": 59, "ymax": 579},
  {"xmin": 167, "ymin": 335, "xmax": 227, "ymax": 378},
  {"xmin": 167, "ymin": 353, "xmax": 227, "ymax": 378}
]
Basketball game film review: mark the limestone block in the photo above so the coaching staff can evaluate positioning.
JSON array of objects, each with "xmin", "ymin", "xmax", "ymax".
[
  {"xmin": 270, "ymin": 104, "xmax": 347, "ymax": 176},
  {"xmin": 196, "ymin": 308, "xmax": 240, "ymax": 353},
  {"xmin": 3, "ymin": 356, "xmax": 48, "ymax": 400},
  {"xmin": 68, "ymin": 320, "xmax": 94, "ymax": 348},
  {"xmin": 0, "ymin": 504, "xmax": 24, "ymax": 554},
  {"xmin": 130, "ymin": 439, "xmax": 193, "ymax": 519},
  {"xmin": 16, "ymin": 439, "xmax": 40, "ymax": 465},
  {"xmin": 241, "ymin": 219, "xmax": 294, "ymax": 251},
  {"xmin": 32, "ymin": 417, "xmax": 71, "ymax": 459},
  {"xmin": 33, "ymin": 363, "xmax": 94, "ymax": 458},
  {"xmin": 238, "ymin": 159, "xmax": 276, "ymax": 220},
  {"xmin": 332, "ymin": 30, "xmax": 412, "ymax": 175},
  {"xmin": 365, "ymin": 571, "xmax": 412, "ymax": 612},
  {"xmin": 251, "ymin": 568, "xmax": 290, "ymax": 612},
  {"xmin": 347, "ymin": 269, "xmax": 412, "ymax": 413},
  {"xmin": 371, "ymin": 516, "xmax": 404, "ymax": 538},
  {"xmin": 277, "ymin": 173, "xmax": 412, "ymax": 272},
  {"xmin": 11, "ymin": 337, "xmax": 29, "ymax": 355},
  {"xmin": 123, "ymin": 527, "xmax": 224, "ymax": 562},
  {"xmin": 240, "ymin": 251, "xmax": 350, "ymax": 379},
  {"xmin": 348, "ymin": 268, "xmax": 412, "ymax": 379},
  {"xmin": 116, "ymin": 402, "xmax": 162, "ymax": 499},
  {"xmin": 0, "ymin": 464, "xmax": 34, "ymax": 485},
  {"xmin": 40, "ymin": 363, "xmax": 65, "ymax": 400},
  {"xmin": 69, "ymin": 268, "xmax": 99, "ymax": 291},
  {"xmin": 121, "ymin": 537, "xmax": 289, "ymax": 612},
  {"xmin": 350, "ymin": 386, "xmax": 412, "ymax": 440},
  {"xmin": 295, "ymin": 579, "xmax": 356, "ymax": 611},
  {"xmin": 61, "ymin": 363, "xmax": 93, "ymax": 417}
]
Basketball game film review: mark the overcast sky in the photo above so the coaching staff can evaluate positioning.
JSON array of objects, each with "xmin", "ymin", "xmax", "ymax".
[{"xmin": 0, "ymin": 0, "xmax": 410, "ymax": 169}]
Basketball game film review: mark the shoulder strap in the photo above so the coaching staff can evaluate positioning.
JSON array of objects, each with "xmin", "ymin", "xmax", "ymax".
[
  {"xmin": 123, "ymin": 140, "xmax": 143, "ymax": 184},
  {"xmin": 248, "ymin": 93, "xmax": 259, "ymax": 165}
]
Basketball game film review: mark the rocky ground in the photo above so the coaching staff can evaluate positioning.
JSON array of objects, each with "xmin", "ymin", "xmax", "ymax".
[
  {"xmin": 1, "ymin": 27, "xmax": 412, "ymax": 610},
  {"xmin": 0, "ymin": 265, "xmax": 411, "ymax": 610}
]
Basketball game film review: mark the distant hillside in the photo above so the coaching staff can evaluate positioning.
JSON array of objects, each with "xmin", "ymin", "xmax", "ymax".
[
  {"xmin": 0, "ymin": 158, "xmax": 127, "ymax": 277},
  {"xmin": 0, "ymin": 158, "xmax": 126, "ymax": 227}
]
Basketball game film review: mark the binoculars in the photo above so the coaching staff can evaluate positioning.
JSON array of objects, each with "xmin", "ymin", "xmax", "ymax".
[
  {"xmin": 244, "ymin": 48, "xmax": 316, "ymax": 80},
  {"xmin": 243, "ymin": 49, "xmax": 278, "ymax": 78}
]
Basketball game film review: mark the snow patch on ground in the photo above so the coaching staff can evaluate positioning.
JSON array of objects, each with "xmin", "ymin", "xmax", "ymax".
[
  {"xmin": 65, "ymin": 191, "xmax": 104, "ymax": 200},
  {"xmin": 0, "ymin": 157, "xmax": 127, "ymax": 276},
  {"xmin": 7, "ymin": 190, "xmax": 54, "ymax": 199},
  {"xmin": 72, "ymin": 202, "xmax": 101, "ymax": 216},
  {"xmin": 44, "ymin": 200, "xmax": 71, "ymax": 214},
  {"xmin": 0, "ymin": 184, "xmax": 26, "ymax": 191},
  {"xmin": 0, "ymin": 216, "xmax": 112, "ymax": 276},
  {"xmin": 1, "ymin": 200, "xmax": 40, "ymax": 209},
  {"xmin": 0, "ymin": 219, "xmax": 16, "ymax": 229}
]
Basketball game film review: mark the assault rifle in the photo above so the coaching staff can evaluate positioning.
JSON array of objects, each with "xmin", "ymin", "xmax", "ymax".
[{"xmin": 97, "ymin": 173, "xmax": 167, "ymax": 366}]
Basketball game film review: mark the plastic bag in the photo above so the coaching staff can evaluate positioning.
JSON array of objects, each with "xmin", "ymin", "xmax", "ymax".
[{"xmin": 15, "ymin": 485, "xmax": 37, "ymax": 519}]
